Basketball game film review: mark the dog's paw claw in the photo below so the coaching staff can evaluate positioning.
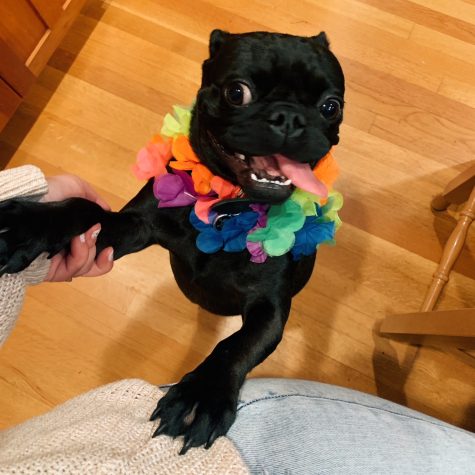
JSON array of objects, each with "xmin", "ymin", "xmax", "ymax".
[
  {"xmin": 150, "ymin": 373, "xmax": 237, "ymax": 453},
  {"xmin": 179, "ymin": 438, "xmax": 194, "ymax": 456},
  {"xmin": 152, "ymin": 422, "xmax": 168, "ymax": 438},
  {"xmin": 150, "ymin": 405, "xmax": 161, "ymax": 422},
  {"xmin": 205, "ymin": 428, "xmax": 220, "ymax": 450}
]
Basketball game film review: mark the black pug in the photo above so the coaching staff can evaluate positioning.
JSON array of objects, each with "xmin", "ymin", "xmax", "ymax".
[{"xmin": 0, "ymin": 30, "xmax": 344, "ymax": 453}]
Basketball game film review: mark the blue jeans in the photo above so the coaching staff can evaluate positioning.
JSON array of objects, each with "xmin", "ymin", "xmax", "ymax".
[{"xmin": 227, "ymin": 379, "xmax": 475, "ymax": 475}]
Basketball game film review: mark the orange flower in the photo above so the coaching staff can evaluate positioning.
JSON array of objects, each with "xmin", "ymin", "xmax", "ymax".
[
  {"xmin": 192, "ymin": 164, "xmax": 214, "ymax": 195},
  {"xmin": 211, "ymin": 176, "xmax": 240, "ymax": 198},
  {"xmin": 171, "ymin": 135, "xmax": 216, "ymax": 194},
  {"xmin": 170, "ymin": 135, "xmax": 200, "ymax": 170},
  {"xmin": 135, "ymin": 132, "xmax": 242, "ymax": 220},
  {"xmin": 313, "ymin": 149, "xmax": 339, "ymax": 189}
]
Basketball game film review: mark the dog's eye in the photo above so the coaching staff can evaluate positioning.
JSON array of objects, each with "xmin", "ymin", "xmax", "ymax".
[
  {"xmin": 319, "ymin": 98, "xmax": 342, "ymax": 121},
  {"xmin": 224, "ymin": 82, "xmax": 252, "ymax": 106}
]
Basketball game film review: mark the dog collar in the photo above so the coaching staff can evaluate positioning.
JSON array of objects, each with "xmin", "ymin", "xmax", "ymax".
[{"xmin": 132, "ymin": 105, "xmax": 343, "ymax": 263}]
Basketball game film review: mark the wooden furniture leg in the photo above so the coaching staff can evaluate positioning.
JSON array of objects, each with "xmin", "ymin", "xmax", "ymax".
[
  {"xmin": 380, "ymin": 167, "xmax": 475, "ymax": 362},
  {"xmin": 421, "ymin": 185, "xmax": 475, "ymax": 312}
]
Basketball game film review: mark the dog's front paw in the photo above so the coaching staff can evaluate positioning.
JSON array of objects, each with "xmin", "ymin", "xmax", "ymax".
[
  {"xmin": 0, "ymin": 200, "xmax": 53, "ymax": 275},
  {"xmin": 150, "ymin": 372, "xmax": 238, "ymax": 454}
]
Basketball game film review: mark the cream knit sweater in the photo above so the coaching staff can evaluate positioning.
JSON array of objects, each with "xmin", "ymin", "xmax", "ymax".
[
  {"xmin": 0, "ymin": 165, "xmax": 50, "ymax": 346},
  {"xmin": 0, "ymin": 166, "xmax": 249, "ymax": 474}
]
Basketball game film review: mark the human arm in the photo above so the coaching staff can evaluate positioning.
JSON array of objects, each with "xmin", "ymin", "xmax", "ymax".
[{"xmin": 0, "ymin": 166, "xmax": 113, "ymax": 344}]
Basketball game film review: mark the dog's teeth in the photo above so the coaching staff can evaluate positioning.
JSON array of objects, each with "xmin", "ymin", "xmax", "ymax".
[
  {"xmin": 235, "ymin": 153, "xmax": 245, "ymax": 160},
  {"xmin": 251, "ymin": 173, "xmax": 291, "ymax": 186},
  {"xmin": 267, "ymin": 177, "xmax": 291, "ymax": 186}
]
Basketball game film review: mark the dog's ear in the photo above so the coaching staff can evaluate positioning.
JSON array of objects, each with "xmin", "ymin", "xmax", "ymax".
[
  {"xmin": 209, "ymin": 29, "xmax": 231, "ymax": 57},
  {"xmin": 310, "ymin": 31, "xmax": 330, "ymax": 49}
]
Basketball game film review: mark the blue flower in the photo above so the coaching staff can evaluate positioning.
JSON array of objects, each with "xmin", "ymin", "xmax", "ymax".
[
  {"xmin": 291, "ymin": 216, "xmax": 335, "ymax": 260},
  {"xmin": 190, "ymin": 209, "xmax": 258, "ymax": 254}
]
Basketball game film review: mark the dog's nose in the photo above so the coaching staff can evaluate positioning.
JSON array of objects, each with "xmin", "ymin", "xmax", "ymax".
[{"xmin": 268, "ymin": 109, "xmax": 306, "ymax": 138}]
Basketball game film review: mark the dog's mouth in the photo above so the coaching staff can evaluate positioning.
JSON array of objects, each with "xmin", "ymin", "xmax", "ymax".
[{"xmin": 208, "ymin": 133, "xmax": 328, "ymax": 203}]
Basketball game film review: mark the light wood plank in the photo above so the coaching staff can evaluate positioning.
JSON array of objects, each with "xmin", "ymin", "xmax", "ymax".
[
  {"xmin": 439, "ymin": 76, "xmax": 475, "ymax": 109},
  {"xmin": 357, "ymin": 0, "xmax": 475, "ymax": 45},
  {"xmin": 410, "ymin": 0, "xmax": 475, "ymax": 24},
  {"xmin": 410, "ymin": 23, "xmax": 475, "ymax": 65}
]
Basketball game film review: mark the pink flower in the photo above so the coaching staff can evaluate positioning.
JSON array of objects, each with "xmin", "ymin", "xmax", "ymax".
[
  {"xmin": 132, "ymin": 138, "xmax": 172, "ymax": 180},
  {"xmin": 194, "ymin": 176, "xmax": 241, "ymax": 223}
]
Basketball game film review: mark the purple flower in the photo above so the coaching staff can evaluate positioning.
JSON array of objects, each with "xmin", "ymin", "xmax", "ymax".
[
  {"xmin": 247, "ymin": 240, "xmax": 267, "ymax": 263},
  {"xmin": 247, "ymin": 203, "xmax": 269, "ymax": 262},
  {"xmin": 153, "ymin": 169, "xmax": 197, "ymax": 208},
  {"xmin": 250, "ymin": 203, "xmax": 269, "ymax": 228}
]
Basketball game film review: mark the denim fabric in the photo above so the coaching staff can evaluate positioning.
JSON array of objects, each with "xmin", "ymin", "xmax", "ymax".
[{"xmin": 228, "ymin": 378, "xmax": 475, "ymax": 475}]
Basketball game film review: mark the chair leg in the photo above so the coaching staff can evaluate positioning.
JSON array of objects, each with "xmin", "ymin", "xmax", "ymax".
[
  {"xmin": 422, "ymin": 186, "xmax": 475, "ymax": 312},
  {"xmin": 431, "ymin": 163, "xmax": 475, "ymax": 211},
  {"xmin": 381, "ymin": 186, "xmax": 475, "ymax": 347},
  {"xmin": 380, "ymin": 169, "xmax": 475, "ymax": 363}
]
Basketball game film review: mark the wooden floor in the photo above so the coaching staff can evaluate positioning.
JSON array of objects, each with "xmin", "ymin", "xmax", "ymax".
[{"xmin": 1, "ymin": 0, "xmax": 474, "ymax": 432}]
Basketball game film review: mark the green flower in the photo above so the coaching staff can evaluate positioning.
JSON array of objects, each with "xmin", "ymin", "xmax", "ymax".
[
  {"xmin": 290, "ymin": 188, "xmax": 322, "ymax": 216},
  {"xmin": 161, "ymin": 105, "xmax": 192, "ymax": 138},
  {"xmin": 248, "ymin": 189, "xmax": 343, "ymax": 257},
  {"xmin": 247, "ymin": 200, "xmax": 306, "ymax": 256},
  {"xmin": 320, "ymin": 191, "xmax": 343, "ymax": 229}
]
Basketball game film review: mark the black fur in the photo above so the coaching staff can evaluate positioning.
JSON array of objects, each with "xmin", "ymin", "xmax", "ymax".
[{"xmin": 0, "ymin": 31, "xmax": 344, "ymax": 453}]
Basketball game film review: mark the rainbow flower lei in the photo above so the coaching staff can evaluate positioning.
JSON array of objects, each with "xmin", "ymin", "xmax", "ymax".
[{"xmin": 133, "ymin": 105, "xmax": 343, "ymax": 263}]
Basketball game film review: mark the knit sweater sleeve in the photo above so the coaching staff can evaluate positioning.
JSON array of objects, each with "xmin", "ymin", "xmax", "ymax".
[{"xmin": 0, "ymin": 165, "xmax": 50, "ymax": 346}]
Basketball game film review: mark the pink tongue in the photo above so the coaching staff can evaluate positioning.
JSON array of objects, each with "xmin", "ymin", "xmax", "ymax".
[{"xmin": 274, "ymin": 154, "xmax": 328, "ymax": 198}]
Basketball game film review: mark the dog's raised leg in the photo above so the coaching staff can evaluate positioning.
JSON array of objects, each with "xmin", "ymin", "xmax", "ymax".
[
  {"xmin": 0, "ymin": 180, "xmax": 181, "ymax": 275},
  {"xmin": 151, "ymin": 294, "xmax": 291, "ymax": 454}
]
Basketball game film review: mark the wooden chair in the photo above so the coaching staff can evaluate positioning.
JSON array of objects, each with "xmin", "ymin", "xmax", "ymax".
[{"xmin": 380, "ymin": 164, "xmax": 475, "ymax": 365}]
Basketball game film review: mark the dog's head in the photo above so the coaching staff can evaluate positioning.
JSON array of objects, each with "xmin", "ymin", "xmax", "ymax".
[{"xmin": 189, "ymin": 30, "xmax": 345, "ymax": 203}]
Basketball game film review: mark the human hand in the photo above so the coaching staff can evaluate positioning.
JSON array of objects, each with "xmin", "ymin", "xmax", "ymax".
[
  {"xmin": 45, "ymin": 224, "xmax": 114, "ymax": 281},
  {"xmin": 42, "ymin": 174, "xmax": 110, "ymax": 210},
  {"xmin": 42, "ymin": 175, "xmax": 114, "ymax": 281}
]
